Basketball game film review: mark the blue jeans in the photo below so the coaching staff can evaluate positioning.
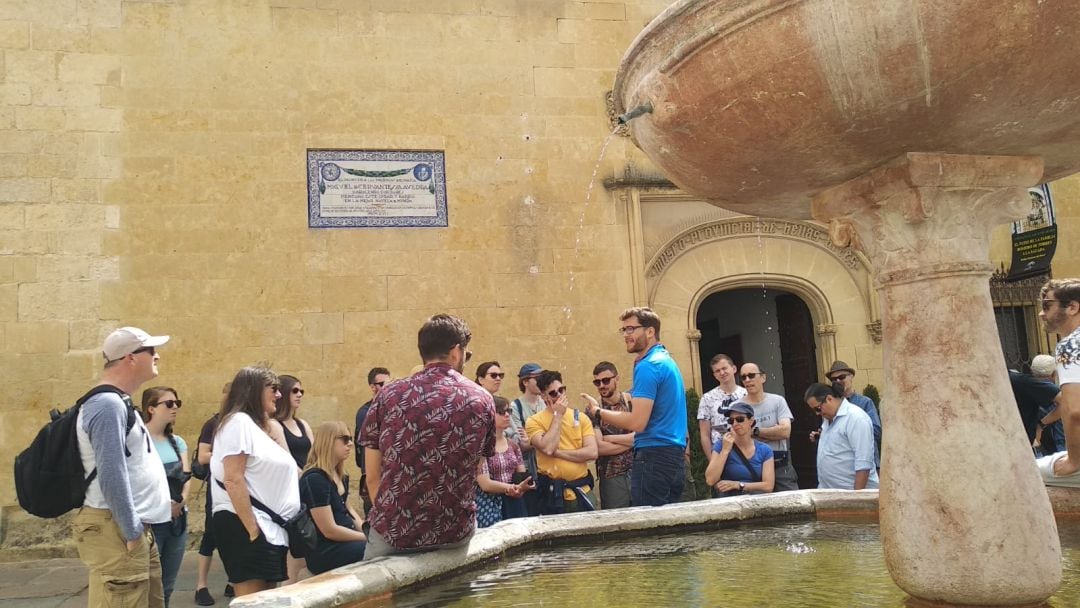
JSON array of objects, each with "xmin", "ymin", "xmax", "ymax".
[
  {"xmin": 151, "ymin": 512, "xmax": 187, "ymax": 608},
  {"xmin": 631, "ymin": 445, "xmax": 685, "ymax": 507}
]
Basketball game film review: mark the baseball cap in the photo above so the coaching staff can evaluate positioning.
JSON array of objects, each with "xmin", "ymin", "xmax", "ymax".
[
  {"xmin": 103, "ymin": 327, "xmax": 170, "ymax": 362},
  {"xmin": 518, "ymin": 363, "xmax": 542, "ymax": 378},
  {"xmin": 721, "ymin": 402, "xmax": 755, "ymax": 418}
]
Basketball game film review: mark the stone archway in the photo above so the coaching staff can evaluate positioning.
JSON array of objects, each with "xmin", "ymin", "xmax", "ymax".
[{"xmin": 642, "ymin": 219, "xmax": 880, "ymax": 394}]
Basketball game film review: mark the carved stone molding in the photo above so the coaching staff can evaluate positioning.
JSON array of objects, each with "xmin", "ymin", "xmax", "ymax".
[
  {"xmin": 686, "ymin": 329, "xmax": 702, "ymax": 342},
  {"xmin": 866, "ymin": 320, "xmax": 882, "ymax": 344},
  {"xmin": 604, "ymin": 90, "xmax": 631, "ymax": 137},
  {"xmin": 646, "ymin": 217, "xmax": 862, "ymax": 278},
  {"xmin": 816, "ymin": 323, "xmax": 838, "ymax": 336}
]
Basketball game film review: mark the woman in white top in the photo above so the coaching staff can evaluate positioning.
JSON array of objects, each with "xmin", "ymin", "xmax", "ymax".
[{"xmin": 210, "ymin": 366, "xmax": 300, "ymax": 597}]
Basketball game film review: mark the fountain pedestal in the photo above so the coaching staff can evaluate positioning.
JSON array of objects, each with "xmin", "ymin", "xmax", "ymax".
[{"xmin": 812, "ymin": 152, "xmax": 1062, "ymax": 605}]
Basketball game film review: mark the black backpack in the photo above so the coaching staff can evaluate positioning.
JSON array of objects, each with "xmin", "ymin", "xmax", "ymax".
[{"xmin": 14, "ymin": 385, "xmax": 137, "ymax": 518}]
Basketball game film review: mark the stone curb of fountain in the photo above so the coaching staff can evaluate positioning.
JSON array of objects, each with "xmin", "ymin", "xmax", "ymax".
[{"xmin": 231, "ymin": 489, "xmax": 878, "ymax": 607}]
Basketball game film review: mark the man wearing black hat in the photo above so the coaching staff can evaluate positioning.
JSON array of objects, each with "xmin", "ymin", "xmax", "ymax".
[{"xmin": 825, "ymin": 361, "xmax": 882, "ymax": 467}]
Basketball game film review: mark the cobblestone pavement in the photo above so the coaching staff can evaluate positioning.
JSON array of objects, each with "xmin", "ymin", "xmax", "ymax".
[{"xmin": 0, "ymin": 551, "xmax": 230, "ymax": 608}]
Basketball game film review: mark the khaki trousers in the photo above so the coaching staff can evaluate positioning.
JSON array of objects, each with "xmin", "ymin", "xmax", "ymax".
[{"xmin": 73, "ymin": 507, "xmax": 164, "ymax": 608}]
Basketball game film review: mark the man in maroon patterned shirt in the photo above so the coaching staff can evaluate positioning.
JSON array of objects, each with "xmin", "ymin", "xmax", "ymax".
[{"xmin": 360, "ymin": 314, "xmax": 496, "ymax": 559}]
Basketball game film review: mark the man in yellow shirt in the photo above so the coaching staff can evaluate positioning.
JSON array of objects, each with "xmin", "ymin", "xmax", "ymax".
[{"xmin": 526, "ymin": 370, "xmax": 598, "ymax": 513}]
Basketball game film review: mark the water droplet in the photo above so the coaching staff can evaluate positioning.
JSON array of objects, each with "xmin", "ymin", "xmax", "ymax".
[
  {"xmin": 523, "ymin": 134, "xmax": 531, "ymax": 141},
  {"xmin": 525, "ymin": 166, "xmax": 534, "ymax": 175},
  {"xmin": 528, "ymin": 265, "xmax": 539, "ymax": 275},
  {"xmin": 523, "ymin": 195, "xmax": 535, "ymax": 206}
]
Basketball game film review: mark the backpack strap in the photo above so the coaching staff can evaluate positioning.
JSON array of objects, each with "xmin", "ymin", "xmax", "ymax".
[
  {"xmin": 78, "ymin": 385, "xmax": 137, "ymax": 485},
  {"xmin": 513, "ymin": 399, "xmax": 525, "ymax": 425},
  {"xmin": 731, "ymin": 444, "xmax": 762, "ymax": 483}
]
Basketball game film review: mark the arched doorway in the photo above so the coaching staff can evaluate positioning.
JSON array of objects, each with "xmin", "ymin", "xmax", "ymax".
[{"xmin": 696, "ymin": 288, "xmax": 821, "ymax": 489}]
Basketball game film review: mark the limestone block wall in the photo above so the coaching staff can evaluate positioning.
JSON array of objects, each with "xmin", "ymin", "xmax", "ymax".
[{"xmin": 0, "ymin": 0, "xmax": 674, "ymax": 508}]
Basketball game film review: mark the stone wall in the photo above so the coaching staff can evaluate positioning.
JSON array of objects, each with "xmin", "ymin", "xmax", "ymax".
[{"xmin": 0, "ymin": 0, "xmax": 672, "ymax": 511}]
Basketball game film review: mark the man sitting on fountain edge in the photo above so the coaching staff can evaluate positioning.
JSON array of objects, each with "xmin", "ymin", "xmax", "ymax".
[{"xmin": 1037, "ymin": 279, "xmax": 1080, "ymax": 483}]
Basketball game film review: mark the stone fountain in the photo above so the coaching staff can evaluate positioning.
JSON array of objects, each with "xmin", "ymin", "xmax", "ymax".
[{"xmin": 614, "ymin": 0, "xmax": 1080, "ymax": 605}]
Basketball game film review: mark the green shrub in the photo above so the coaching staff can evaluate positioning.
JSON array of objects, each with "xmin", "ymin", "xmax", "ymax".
[
  {"xmin": 685, "ymin": 388, "xmax": 711, "ymax": 500},
  {"xmin": 863, "ymin": 384, "xmax": 881, "ymax": 411}
]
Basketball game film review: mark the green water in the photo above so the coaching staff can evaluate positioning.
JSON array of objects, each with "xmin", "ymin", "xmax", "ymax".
[{"xmin": 391, "ymin": 519, "xmax": 1080, "ymax": 607}]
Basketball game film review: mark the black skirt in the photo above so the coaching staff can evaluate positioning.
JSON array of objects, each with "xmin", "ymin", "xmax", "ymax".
[{"xmin": 212, "ymin": 510, "xmax": 288, "ymax": 584}]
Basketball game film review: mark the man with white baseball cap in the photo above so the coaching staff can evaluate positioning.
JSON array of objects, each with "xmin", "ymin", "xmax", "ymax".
[{"xmin": 75, "ymin": 326, "xmax": 172, "ymax": 607}]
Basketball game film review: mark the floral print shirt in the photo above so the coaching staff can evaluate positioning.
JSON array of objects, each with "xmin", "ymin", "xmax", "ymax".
[{"xmin": 360, "ymin": 363, "xmax": 495, "ymax": 550}]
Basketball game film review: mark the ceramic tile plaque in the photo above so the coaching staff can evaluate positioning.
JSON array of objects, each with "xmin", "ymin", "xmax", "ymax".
[{"xmin": 307, "ymin": 149, "xmax": 448, "ymax": 228}]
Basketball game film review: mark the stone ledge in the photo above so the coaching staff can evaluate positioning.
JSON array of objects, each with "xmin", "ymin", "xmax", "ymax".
[{"xmin": 231, "ymin": 490, "xmax": 870, "ymax": 608}]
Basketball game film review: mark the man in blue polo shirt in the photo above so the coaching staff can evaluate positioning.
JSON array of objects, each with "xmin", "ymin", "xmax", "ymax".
[{"xmin": 595, "ymin": 307, "xmax": 687, "ymax": 506}]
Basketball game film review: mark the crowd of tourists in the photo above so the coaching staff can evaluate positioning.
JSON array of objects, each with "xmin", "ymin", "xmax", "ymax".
[{"xmin": 64, "ymin": 278, "xmax": 1080, "ymax": 606}]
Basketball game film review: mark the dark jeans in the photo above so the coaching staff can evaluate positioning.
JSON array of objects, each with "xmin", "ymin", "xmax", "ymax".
[{"xmin": 631, "ymin": 445, "xmax": 685, "ymax": 507}]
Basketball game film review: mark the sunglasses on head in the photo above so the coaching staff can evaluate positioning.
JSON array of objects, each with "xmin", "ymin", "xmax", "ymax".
[
  {"xmin": 592, "ymin": 376, "xmax": 615, "ymax": 387},
  {"xmin": 155, "ymin": 399, "xmax": 182, "ymax": 409},
  {"xmin": 291, "ymin": 387, "xmax": 304, "ymax": 395},
  {"xmin": 739, "ymin": 372, "xmax": 762, "ymax": 381},
  {"xmin": 546, "ymin": 386, "xmax": 567, "ymax": 399},
  {"xmin": 487, "ymin": 372, "xmax": 506, "ymax": 379}
]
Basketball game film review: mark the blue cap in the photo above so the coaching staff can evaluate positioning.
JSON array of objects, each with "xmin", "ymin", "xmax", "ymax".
[
  {"xmin": 721, "ymin": 402, "xmax": 755, "ymax": 418},
  {"xmin": 518, "ymin": 363, "xmax": 542, "ymax": 378}
]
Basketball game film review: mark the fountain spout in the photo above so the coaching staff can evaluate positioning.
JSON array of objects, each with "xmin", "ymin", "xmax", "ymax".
[{"xmin": 617, "ymin": 101, "xmax": 653, "ymax": 125}]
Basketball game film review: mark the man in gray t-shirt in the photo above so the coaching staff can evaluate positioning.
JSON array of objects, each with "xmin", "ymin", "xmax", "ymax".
[{"xmin": 734, "ymin": 362, "xmax": 799, "ymax": 492}]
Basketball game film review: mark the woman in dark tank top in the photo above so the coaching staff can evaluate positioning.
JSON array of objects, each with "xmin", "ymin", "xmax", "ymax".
[
  {"xmin": 269, "ymin": 374, "xmax": 313, "ymax": 584},
  {"xmin": 272, "ymin": 374, "xmax": 313, "ymax": 469}
]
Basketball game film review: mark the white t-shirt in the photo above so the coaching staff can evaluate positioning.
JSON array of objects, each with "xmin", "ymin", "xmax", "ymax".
[
  {"xmin": 1056, "ymin": 326, "xmax": 1080, "ymax": 385},
  {"xmin": 210, "ymin": 412, "xmax": 300, "ymax": 547},
  {"xmin": 697, "ymin": 384, "xmax": 748, "ymax": 444}
]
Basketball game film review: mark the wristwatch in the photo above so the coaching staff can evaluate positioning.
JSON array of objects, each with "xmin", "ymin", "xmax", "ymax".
[
  {"xmin": 752, "ymin": 426, "xmax": 760, "ymax": 438},
  {"xmin": 739, "ymin": 482, "xmax": 746, "ymax": 492}
]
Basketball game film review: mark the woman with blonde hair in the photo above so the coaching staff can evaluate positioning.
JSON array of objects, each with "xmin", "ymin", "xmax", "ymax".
[
  {"xmin": 211, "ymin": 366, "xmax": 300, "ymax": 597},
  {"xmin": 300, "ymin": 421, "xmax": 367, "ymax": 574}
]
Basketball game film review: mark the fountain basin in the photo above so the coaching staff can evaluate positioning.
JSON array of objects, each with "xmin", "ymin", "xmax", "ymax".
[
  {"xmin": 230, "ymin": 489, "xmax": 1080, "ymax": 607},
  {"xmin": 612, "ymin": 0, "xmax": 1080, "ymax": 219}
]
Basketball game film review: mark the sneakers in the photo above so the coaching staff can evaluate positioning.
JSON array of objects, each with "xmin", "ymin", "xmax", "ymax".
[
  {"xmin": 224, "ymin": 584, "xmax": 235, "ymax": 598},
  {"xmin": 194, "ymin": 587, "xmax": 215, "ymax": 606}
]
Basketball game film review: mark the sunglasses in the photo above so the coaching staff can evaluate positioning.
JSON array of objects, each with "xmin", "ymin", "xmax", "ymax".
[
  {"xmin": 132, "ymin": 346, "xmax": 156, "ymax": 356},
  {"xmin": 337, "ymin": 435, "xmax": 353, "ymax": 445},
  {"xmin": 266, "ymin": 383, "xmax": 281, "ymax": 392},
  {"xmin": 726, "ymin": 415, "xmax": 748, "ymax": 424},
  {"xmin": 592, "ymin": 376, "xmax": 615, "ymax": 387},
  {"xmin": 495, "ymin": 407, "xmax": 510, "ymax": 416},
  {"xmin": 487, "ymin": 372, "xmax": 506, "ymax": 380},
  {"xmin": 829, "ymin": 373, "xmax": 850, "ymax": 382},
  {"xmin": 372, "ymin": 381, "xmax": 386, "ymax": 388},
  {"xmin": 155, "ymin": 399, "xmax": 182, "ymax": 409},
  {"xmin": 291, "ymin": 387, "xmax": 304, "ymax": 395},
  {"xmin": 739, "ymin": 373, "xmax": 762, "ymax": 381},
  {"xmin": 1042, "ymin": 299, "xmax": 1061, "ymax": 311},
  {"xmin": 546, "ymin": 386, "xmax": 567, "ymax": 399}
]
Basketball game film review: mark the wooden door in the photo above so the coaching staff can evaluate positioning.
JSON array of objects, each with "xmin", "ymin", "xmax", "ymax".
[{"xmin": 775, "ymin": 293, "xmax": 820, "ymax": 489}]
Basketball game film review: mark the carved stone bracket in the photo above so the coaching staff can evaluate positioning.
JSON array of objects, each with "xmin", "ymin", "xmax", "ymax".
[
  {"xmin": 816, "ymin": 323, "xmax": 838, "ymax": 336},
  {"xmin": 686, "ymin": 329, "xmax": 702, "ymax": 342},
  {"xmin": 866, "ymin": 320, "xmax": 882, "ymax": 344}
]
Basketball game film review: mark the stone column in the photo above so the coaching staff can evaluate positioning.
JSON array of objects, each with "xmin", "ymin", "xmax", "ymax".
[{"xmin": 811, "ymin": 153, "xmax": 1061, "ymax": 605}]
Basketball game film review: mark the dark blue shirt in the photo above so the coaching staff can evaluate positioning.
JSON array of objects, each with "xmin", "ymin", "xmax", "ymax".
[{"xmin": 712, "ymin": 439, "xmax": 773, "ymax": 494}]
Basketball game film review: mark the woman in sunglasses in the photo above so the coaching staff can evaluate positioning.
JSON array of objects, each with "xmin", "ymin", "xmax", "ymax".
[
  {"xmin": 475, "ymin": 396, "xmax": 533, "ymax": 527},
  {"xmin": 270, "ymin": 374, "xmax": 314, "ymax": 583},
  {"xmin": 300, "ymin": 421, "xmax": 367, "ymax": 574},
  {"xmin": 141, "ymin": 386, "xmax": 191, "ymax": 607},
  {"xmin": 704, "ymin": 402, "xmax": 775, "ymax": 497},
  {"xmin": 475, "ymin": 361, "xmax": 505, "ymax": 396}
]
